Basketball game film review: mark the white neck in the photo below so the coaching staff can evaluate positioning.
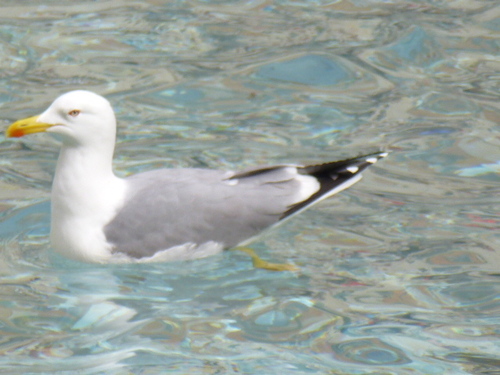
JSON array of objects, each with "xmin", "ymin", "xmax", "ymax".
[
  {"xmin": 53, "ymin": 143, "xmax": 117, "ymax": 204},
  {"xmin": 50, "ymin": 143, "xmax": 126, "ymax": 262}
]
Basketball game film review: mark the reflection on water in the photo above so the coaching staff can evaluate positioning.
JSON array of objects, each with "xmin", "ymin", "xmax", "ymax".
[{"xmin": 1, "ymin": 0, "xmax": 499, "ymax": 374}]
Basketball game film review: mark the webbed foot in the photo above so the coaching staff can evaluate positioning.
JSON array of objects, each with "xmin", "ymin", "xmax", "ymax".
[{"xmin": 234, "ymin": 247, "xmax": 298, "ymax": 272}]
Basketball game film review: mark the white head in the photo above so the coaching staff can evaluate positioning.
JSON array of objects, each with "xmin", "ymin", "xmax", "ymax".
[
  {"xmin": 6, "ymin": 91, "xmax": 126, "ymax": 264},
  {"xmin": 7, "ymin": 90, "xmax": 117, "ymax": 149}
]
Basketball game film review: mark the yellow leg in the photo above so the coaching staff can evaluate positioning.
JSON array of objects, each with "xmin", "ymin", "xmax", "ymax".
[{"xmin": 234, "ymin": 247, "xmax": 298, "ymax": 272}]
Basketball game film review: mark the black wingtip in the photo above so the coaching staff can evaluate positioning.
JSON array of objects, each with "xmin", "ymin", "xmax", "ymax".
[
  {"xmin": 280, "ymin": 151, "xmax": 388, "ymax": 220},
  {"xmin": 303, "ymin": 151, "xmax": 389, "ymax": 176}
]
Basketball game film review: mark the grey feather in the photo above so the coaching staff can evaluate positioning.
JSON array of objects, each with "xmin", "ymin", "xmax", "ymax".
[
  {"xmin": 103, "ymin": 152, "xmax": 387, "ymax": 258},
  {"xmin": 104, "ymin": 168, "xmax": 301, "ymax": 258}
]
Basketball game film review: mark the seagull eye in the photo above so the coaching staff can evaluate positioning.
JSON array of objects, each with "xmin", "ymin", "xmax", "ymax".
[{"xmin": 68, "ymin": 110, "xmax": 80, "ymax": 117}]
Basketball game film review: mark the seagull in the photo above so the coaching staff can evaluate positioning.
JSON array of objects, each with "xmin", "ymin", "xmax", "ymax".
[{"xmin": 6, "ymin": 90, "xmax": 387, "ymax": 267}]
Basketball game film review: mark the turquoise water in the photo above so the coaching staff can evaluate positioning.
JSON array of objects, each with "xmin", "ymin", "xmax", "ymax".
[{"xmin": 1, "ymin": 1, "xmax": 499, "ymax": 374}]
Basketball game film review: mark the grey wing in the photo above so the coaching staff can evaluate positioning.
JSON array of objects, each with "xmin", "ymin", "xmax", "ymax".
[
  {"xmin": 103, "ymin": 152, "xmax": 387, "ymax": 259},
  {"xmin": 103, "ymin": 167, "xmax": 308, "ymax": 258}
]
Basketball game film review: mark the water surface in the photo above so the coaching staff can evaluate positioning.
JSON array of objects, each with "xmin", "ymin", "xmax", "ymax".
[{"xmin": 1, "ymin": 1, "xmax": 499, "ymax": 374}]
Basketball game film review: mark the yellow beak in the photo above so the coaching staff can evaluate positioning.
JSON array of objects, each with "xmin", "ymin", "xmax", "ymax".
[{"xmin": 6, "ymin": 115, "xmax": 55, "ymax": 138}]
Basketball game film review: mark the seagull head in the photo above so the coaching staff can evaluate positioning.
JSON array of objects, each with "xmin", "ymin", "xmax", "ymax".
[{"xmin": 6, "ymin": 90, "xmax": 116, "ymax": 147}]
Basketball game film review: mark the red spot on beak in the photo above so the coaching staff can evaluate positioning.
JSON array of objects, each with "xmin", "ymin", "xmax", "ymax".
[{"xmin": 9, "ymin": 128, "xmax": 25, "ymax": 138}]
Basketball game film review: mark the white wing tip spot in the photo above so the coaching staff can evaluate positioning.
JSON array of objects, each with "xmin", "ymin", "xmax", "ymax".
[
  {"xmin": 346, "ymin": 165, "xmax": 359, "ymax": 173},
  {"xmin": 366, "ymin": 152, "xmax": 388, "ymax": 164},
  {"xmin": 225, "ymin": 179, "xmax": 239, "ymax": 186}
]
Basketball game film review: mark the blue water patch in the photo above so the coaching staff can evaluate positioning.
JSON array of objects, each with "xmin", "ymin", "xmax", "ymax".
[
  {"xmin": 331, "ymin": 338, "xmax": 412, "ymax": 365},
  {"xmin": 416, "ymin": 92, "xmax": 478, "ymax": 116},
  {"xmin": 388, "ymin": 27, "xmax": 439, "ymax": 64},
  {"xmin": 153, "ymin": 86, "xmax": 205, "ymax": 105},
  {"xmin": 256, "ymin": 55, "xmax": 353, "ymax": 86},
  {"xmin": 361, "ymin": 25, "xmax": 443, "ymax": 71},
  {"xmin": 0, "ymin": 201, "xmax": 50, "ymax": 238}
]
